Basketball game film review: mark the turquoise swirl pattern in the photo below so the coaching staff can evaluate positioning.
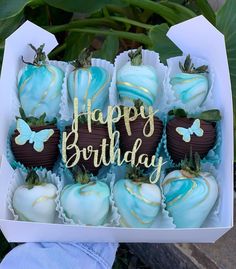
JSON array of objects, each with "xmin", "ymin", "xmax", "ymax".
[
  {"xmin": 60, "ymin": 181, "xmax": 110, "ymax": 225},
  {"xmin": 170, "ymin": 73, "xmax": 208, "ymax": 107},
  {"xmin": 114, "ymin": 179, "xmax": 161, "ymax": 228},
  {"xmin": 18, "ymin": 64, "xmax": 64, "ymax": 120},
  {"xmin": 162, "ymin": 170, "xmax": 218, "ymax": 228},
  {"xmin": 68, "ymin": 66, "xmax": 111, "ymax": 112},
  {"xmin": 117, "ymin": 63, "xmax": 159, "ymax": 106}
]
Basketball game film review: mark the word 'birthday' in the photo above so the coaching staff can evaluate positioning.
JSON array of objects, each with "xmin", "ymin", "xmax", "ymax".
[{"xmin": 62, "ymin": 99, "xmax": 164, "ymax": 183}]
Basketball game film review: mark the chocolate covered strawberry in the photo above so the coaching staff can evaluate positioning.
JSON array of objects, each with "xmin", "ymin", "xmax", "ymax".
[
  {"xmin": 67, "ymin": 48, "xmax": 111, "ymax": 112},
  {"xmin": 65, "ymin": 114, "xmax": 110, "ymax": 175},
  {"xmin": 13, "ymin": 170, "xmax": 57, "ymax": 223},
  {"xmin": 116, "ymin": 100, "xmax": 163, "ymax": 164},
  {"xmin": 18, "ymin": 44, "xmax": 64, "ymax": 121},
  {"xmin": 60, "ymin": 168, "xmax": 110, "ymax": 225},
  {"xmin": 166, "ymin": 109, "xmax": 220, "ymax": 163},
  {"xmin": 117, "ymin": 47, "xmax": 159, "ymax": 106},
  {"xmin": 170, "ymin": 55, "xmax": 209, "ymax": 108},
  {"xmin": 11, "ymin": 108, "xmax": 60, "ymax": 170},
  {"xmin": 162, "ymin": 153, "xmax": 218, "ymax": 228},
  {"xmin": 114, "ymin": 166, "xmax": 161, "ymax": 228}
]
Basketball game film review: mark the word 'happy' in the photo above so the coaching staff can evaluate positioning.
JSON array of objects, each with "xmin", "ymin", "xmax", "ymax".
[{"xmin": 62, "ymin": 99, "xmax": 165, "ymax": 183}]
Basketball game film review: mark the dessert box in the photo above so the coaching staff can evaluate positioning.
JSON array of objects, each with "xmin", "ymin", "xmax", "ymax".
[{"xmin": 0, "ymin": 15, "xmax": 234, "ymax": 243}]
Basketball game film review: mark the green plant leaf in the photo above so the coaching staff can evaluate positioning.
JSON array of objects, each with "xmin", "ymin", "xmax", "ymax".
[
  {"xmin": 126, "ymin": 0, "xmax": 195, "ymax": 25},
  {"xmin": 63, "ymin": 32, "xmax": 94, "ymax": 61},
  {"xmin": 44, "ymin": 0, "xmax": 126, "ymax": 14},
  {"xmin": 159, "ymin": 1, "xmax": 197, "ymax": 19},
  {"xmin": 216, "ymin": 0, "xmax": 236, "ymax": 159},
  {"xmin": 148, "ymin": 23, "xmax": 181, "ymax": 64},
  {"xmin": 93, "ymin": 36, "xmax": 119, "ymax": 62},
  {"xmin": 24, "ymin": 5, "xmax": 73, "ymax": 27},
  {"xmin": 0, "ymin": 12, "xmax": 24, "ymax": 43},
  {"xmin": 0, "ymin": 0, "xmax": 32, "ymax": 19},
  {"xmin": 195, "ymin": 0, "xmax": 216, "ymax": 25}
]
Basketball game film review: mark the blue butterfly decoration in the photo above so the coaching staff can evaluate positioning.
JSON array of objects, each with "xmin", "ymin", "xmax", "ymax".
[
  {"xmin": 176, "ymin": 119, "xmax": 204, "ymax": 143},
  {"xmin": 15, "ymin": 119, "xmax": 54, "ymax": 152}
]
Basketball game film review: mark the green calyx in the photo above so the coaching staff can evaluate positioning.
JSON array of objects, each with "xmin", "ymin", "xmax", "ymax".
[
  {"xmin": 25, "ymin": 170, "xmax": 42, "ymax": 189},
  {"xmin": 17, "ymin": 107, "xmax": 57, "ymax": 127},
  {"xmin": 77, "ymin": 112, "xmax": 102, "ymax": 126},
  {"xmin": 168, "ymin": 108, "xmax": 221, "ymax": 122},
  {"xmin": 128, "ymin": 46, "xmax": 143, "ymax": 66},
  {"xmin": 127, "ymin": 165, "xmax": 149, "ymax": 183},
  {"xmin": 72, "ymin": 48, "xmax": 92, "ymax": 69},
  {"xmin": 22, "ymin": 44, "xmax": 47, "ymax": 66},
  {"xmin": 179, "ymin": 54, "xmax": 208, "ymax": 74},
  {"xmin": 134, "ymin": 99, "xmax": 144, "ymax": 111},
  {"xmin": 72, "ymin": 166, "xmax": 91, "ymax": 184},
  {"xmin": 180, "ymin": 150, "xmax": 201, "ymax": 178}
]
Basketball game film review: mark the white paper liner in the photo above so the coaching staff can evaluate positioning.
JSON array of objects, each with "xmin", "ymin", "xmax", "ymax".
[
  {"xmin": 164, "ymin": 55, "xmax": 215, "ymax": 114},
  {"xmin": 111, "ymin": 164, "xmax": 176, "ymax": 228},
  {"xmin": 56, "ymin": 167, "xmax": 120, "ymax": 227},
  {"xmin": 200, "ymin": 163, "xmax": 221, "ymax": 228},
  {"xmin": 7, "ymin": 168, "xmax": 63, "ymax": 222},
  {"xmin": 111, "ymin": 49, "xmax": 168, "ymax": 115},
  {"xmin": 59, "ymin": 58, "xmax": 114, "ymax": 121},
  {"xmin": 160, "ymin": 162, "xmax": 221, "ymax": 229}
]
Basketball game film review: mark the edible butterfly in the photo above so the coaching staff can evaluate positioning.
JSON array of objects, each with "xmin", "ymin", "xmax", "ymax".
[
  {"xmin": 176, "ymin": 119, "xmax": 204, "ymax": 143},
  {"xmin": 15, "ymin": 119, "xmax": 54, "ymax": 152}
]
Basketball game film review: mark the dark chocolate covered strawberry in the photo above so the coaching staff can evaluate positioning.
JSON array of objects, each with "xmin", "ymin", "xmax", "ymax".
[
  {"xmin": 116, "ymin": 100, "xmax": 163, "ymax": 164},
  {"xmin": 11, "ymin": 108, "xmax": 60, "ymax": 170},
  {"xmin": 65, "ymin": 115, "xmax": 110, "ymax": 175},
  {"xmin": 166, "ymin": 109, "xmax": 221, "ymax": 163}
]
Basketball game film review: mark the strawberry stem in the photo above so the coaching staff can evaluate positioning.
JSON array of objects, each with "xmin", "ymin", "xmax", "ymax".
[
  {"xmin": 128, "ymin": 46, "xmax": 143, "ymax": 66},
  {"xmin": 179, "ymin": 54, "xmax": 208, "ymax": 74},
  {"xmin": 22, "ymin": 44, "xmax": 47, "ymax": 66},
  {"xmin": 71, "ymin": 48, "xmax": 92, "ymax": 69}
]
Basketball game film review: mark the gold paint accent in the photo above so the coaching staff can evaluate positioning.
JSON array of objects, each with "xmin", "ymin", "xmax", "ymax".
[
  {"xmin": 125, "ymin": 182, "xmax": 160, "ymax": 206},
  {"xmin": 186, "ymin": 90, "xmax": 206, "ymax": 101},
  {"xmin": 120, "ymin": 217, "xmax": 131, "ymax": 227},
  {"xmin": 32, "ymin": 194, "xmax": 56, "ymax": 207},
  {"xmin": 73, "ymin": 69, "xmax": 77, "ymax": 101},
  {"xmin": 91, "ymin": 73, "xmax": 110, "ymax": 105},
  {"xmin": 167, "ymin": 181, "xmax": 197, "ymax": 207},
  {"xmin": 164, "ymin": 174, "xmax": 211, "ymax": 208},
  {"xmin": 161, "ymin": 176, "xmax": 187, "ymax": 187},
  {"xmin": 79, "ymin": 182, "xmax": 100, "ymax": 196},
  {"xmin": 174, "ymin": 76, "xmax": 200, "ymax": 84},
  {"xmin": 130, "ymin": 209, "xmax": 153, "ymax": 224},
  {"xmin": 117, "ymin": 81, "xmax": 155, "ymax": 100},
  {"xmin": 83, "ymin": 69, "xmax": 92, "ymax": 108},
  {"xmin": 14, "ymin": 208, "xmax": 32, "ymax": 222},
  {"xmin": 30, "ymin": 65, "xmax": 57, "ymax": 115},
  {"xmin": 19, "ymin": 75, "xmax": 32, "ymax": 95}
]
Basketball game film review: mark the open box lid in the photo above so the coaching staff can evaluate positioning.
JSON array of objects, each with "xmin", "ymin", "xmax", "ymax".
[{"xmin": 0, "ymin": 16, "xmax": 234, "ymax": 243}]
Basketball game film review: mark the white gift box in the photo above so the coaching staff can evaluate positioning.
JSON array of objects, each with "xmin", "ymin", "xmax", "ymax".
[{"xmin": 0, "ymin": 16, "xmax": 234, "ymax": 243}]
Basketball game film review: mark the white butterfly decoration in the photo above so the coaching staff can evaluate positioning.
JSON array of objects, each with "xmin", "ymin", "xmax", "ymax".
[
  {"xmin": 15, "ymin": 119, "xmax": 54, "ymax": 152},
  {"xmin": 176, "ymin": 119, "xmax": 204, "ymax": 143}
]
